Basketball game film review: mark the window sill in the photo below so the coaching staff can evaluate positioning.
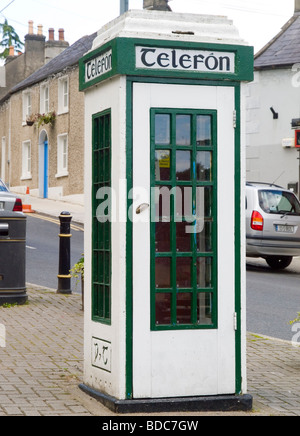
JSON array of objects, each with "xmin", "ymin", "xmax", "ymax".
[
  {"xmin": 21, "ymin": 175, "xmax": 32, "ymax": 181},
  {"xmin": 57, "ymin": 109, "xmax": 69, "ymax": 116},
  {"xmin": 55, "ymin": 171, "xmax": 69, "ymax": 178}
]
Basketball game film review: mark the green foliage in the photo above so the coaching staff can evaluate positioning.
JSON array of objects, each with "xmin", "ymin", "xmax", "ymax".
[
  {"xmin": 0, "ymin": 19, "xmax": 24, "ymax": 59},
  {"xmin": 290, "ymin": 312, "xmax": 300, "ymax": 325},
  {"xmin": 70, "ymin": 255, "xmax": 84, "ymax": 280},
  {"xmin": 36, "ymin": 111, "xmax": 56, "ymax": 127},
  {"xmin": 26, "ymin": 112, "xmax": 56, "ymax": 127}
]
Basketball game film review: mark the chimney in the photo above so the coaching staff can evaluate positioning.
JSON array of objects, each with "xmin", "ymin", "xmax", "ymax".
[
  {"xmin": 24, "ymin": 19, "xmax": 46, "ymax": 74},
  {"xmin": 5, "ymin": 45, "xmax": 16, "ymax": 64},
  {"xmin": 45, "ymin": 27, "xmax": 69, "ymax": 64},
  {"xmin": 58, "ymin": 28, "xmax": 65, "ymax": 41},
  {"xmin": 143, "ymin": 0, "xmax": 172, "ymax": 11},
  {"xmin": 296, "ymin": 0, "xmax": 300, "ymax": 12},
  {"xmin": 37, "ymin": 25, "xmax": 43, "ymax": 36},
  {"xmin": 28, "ymin": 20, "xmax": 34, "ymax": 35},
  {"xmin": 48, "ymin": 28, "xmax": 55, "ymax": 41}
]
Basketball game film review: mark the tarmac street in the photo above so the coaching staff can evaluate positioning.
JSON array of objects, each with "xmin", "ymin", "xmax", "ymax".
[{"xmin": 1, "ymin": 194, "xmax": 300, "ymax": 416}]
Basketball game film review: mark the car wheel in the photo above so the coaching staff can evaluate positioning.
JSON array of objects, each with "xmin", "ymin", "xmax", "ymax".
[{"xmin": 265, "ymin": 256, "xmax": 293, "ymax": 270}]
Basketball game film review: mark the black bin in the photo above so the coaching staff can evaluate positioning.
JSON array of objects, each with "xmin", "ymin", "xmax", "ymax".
[{"xmin": 0, "ymin": 211, "xmax": 27, "ymax": 305}]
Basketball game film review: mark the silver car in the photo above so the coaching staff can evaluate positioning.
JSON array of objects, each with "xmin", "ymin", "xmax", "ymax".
[
  {"xmin": 246, "ymin": 182, "xmax": 300, "ymax": 269},
  {"xmin": 0, "ymin": 179, "xmax": 23, "ymax": 212}
]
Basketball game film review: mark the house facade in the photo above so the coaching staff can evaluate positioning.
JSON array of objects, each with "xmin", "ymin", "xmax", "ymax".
[
  {"xmin": 0, "ymin": 24, "xmax": 96, "ymax": 199},
  {"xmin": 246, "ymin": 0, "xmax": 300, "ymax": 193}
]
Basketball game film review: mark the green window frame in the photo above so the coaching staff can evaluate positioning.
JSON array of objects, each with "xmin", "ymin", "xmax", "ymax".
[
  {"xmin": 92, "ymin": 109, "xmax": 112, "ymax": 324},
  {"xmin": 150, "ymin": 108, "xmax": 218, "ymax": 331}
]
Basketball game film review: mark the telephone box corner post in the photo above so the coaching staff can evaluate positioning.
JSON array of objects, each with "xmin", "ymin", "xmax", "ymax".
[{"xmin": 57, "ymin": 211, "xmax": 72, "ymax": 295}]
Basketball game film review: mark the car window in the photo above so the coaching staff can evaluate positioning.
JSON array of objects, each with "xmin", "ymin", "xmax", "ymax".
[
  {"xmin": 0, "ymin": 180, "xmax": 8, "ymax": 192},
  {"xmin": 258, "ymin": 189, "xmax": 300, "ymax": 215}
]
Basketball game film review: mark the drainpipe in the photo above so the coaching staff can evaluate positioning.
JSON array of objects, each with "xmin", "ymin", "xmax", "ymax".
[
  {"xmin": 143, "ymin": 0, "xmax": 172, "ymax": 11},
  {"xmin": 120, "ymin": 0, "xmax": 129, "ymax": 15},
  {"xmin": 8, "ymin": 99, "xmax": 11, "ymax": 188}
]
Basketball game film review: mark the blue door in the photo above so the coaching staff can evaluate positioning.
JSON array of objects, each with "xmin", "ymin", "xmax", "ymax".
[{"xmin": 44, "ymin": 140, "xmax": 48, "ymax": 198}]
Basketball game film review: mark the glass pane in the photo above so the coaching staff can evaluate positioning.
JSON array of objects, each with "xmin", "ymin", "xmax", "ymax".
[
  {"xmin": 156, "ymin": 293, "xmax": 172, "ymax": 325},
  {"xmin": 177, "ymin": 293, "xmax": 192, "ymax": 324},
  {"xmin": 258, "ymin": 189, "xmax": 300, "ymax": 215},
  {"xmin": 155, "ymin": 222, "xmax": 171, "ymax": 252},
  {"xmin": 154, "ymin": 186, "xmax": 171, "ymax": 221},
  {"xmin": 155, "ymin": 150, "xmax": 171, "ymax": 181},
  {"xmin": 95, "ymin": 251, "xmax": 105, "ymax": 282},
  {"xmin": 194, "ymin": 186, "xmax": 213, "ymax": 220},
  {"xmin": 176, "ymin": 151, "xmax": 191, "ymax": 181},
  {"xmin": 155, "ymin": 257, "xmax": 171, "ymax": 288},
  {"xmin": 196, "ymin": 115, "xmax": 212, "ymax": 146},
  {"xmin": 176, "ymin": 221, "xmax": 191, "ymax": 252},
  {"xmin": 104, "ymin": 285, "xmax": 111, "ymax": 319},
  {"xmin": 176, "ymin": 115, "xmax": 191, "ymax": 145},
  {"xmin": 197, "ymin": 257, "xmax": 212, "ymax": 288},
  {"xmin": 197, "ymin": 151, "xmax": 212, "ymax": 181},
  {"xmin": 196, "ymin": 221, "xmax": 213, "ymax": 252},
  {"xmin": 104, "ymin": 252, "xmax": 110, "ymax": 284},
  {"xmin": 155, "ymin": 114, "xmax": 170, "ymax": 145},
  {"xmin": 175, "ymin": 186, "xmax": 193, "ymax": 221},
  {"xmin": 197, "ymin": 293, "xmax": 213, "ymax": 325},
  {"xmin": 176, "ymin": 257, "xmax": 192, "ymax": 288},
  {"xmin": 95, "ymin": 285, "xmax": 104, "ymax": 318}
]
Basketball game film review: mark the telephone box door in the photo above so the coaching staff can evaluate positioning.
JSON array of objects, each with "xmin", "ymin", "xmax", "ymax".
[{"xmin": 132, "ymin": 82, "xmax": 237, "ymax": 399}]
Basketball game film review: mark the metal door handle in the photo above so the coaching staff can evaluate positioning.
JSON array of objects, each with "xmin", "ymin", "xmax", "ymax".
[{"xmin": 136, "ymin": 203, "xmax": 149, "ymax": 214}]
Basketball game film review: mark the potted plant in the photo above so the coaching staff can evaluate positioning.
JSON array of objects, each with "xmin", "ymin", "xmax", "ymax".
[
  {"xmin": 36, "ymin": 111, "xmax": 56, "ymax": 128},
  {"xmin": 70, "ymin": 254, "xmax": 84, "ymax": 310},
  {"xmin": 26, "ymin": 113, "xmax": 37, "ymax": 126}
]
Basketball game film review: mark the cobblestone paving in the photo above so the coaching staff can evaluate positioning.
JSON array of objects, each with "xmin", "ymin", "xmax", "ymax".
[
  {"xmin": 0, "ymin": 288, "xmax": 99, "ymax": 416},
  {"xmin": 1, "ymin": 287, "xmax": 300, "ymax": 416},
  {"xmin": 247, "ymin": 333, "xmax": 300, "ymax": 416}
]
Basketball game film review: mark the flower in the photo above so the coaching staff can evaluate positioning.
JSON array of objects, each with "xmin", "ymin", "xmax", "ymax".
[
  {"xmin": 26, "ymin": 113, "xmax": 37, "ymax": 125},
  {"xmin": 36, "ymin": 111, "xmax": 56, "ymax": 127}
]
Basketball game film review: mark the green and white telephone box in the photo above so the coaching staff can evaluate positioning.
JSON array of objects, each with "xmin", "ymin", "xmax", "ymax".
[{"xmin": 79, "ymin": 9, "xmax": 253, "ymax": 413}]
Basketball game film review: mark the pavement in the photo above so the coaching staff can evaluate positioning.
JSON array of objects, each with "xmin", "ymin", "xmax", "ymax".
[
  {"xmin": 20, "ymin": 193, "xmax": 85, "ymax": 225},
  {"xmin": 1, "ymin": 194, "xmax": 300, "ymax": 416}
]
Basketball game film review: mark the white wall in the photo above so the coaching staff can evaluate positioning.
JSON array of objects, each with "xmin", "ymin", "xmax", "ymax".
[
  {"xmin": 246, "ymin": 68, "xmax": 300, "ymax": 189},
  {"xmin": 83, "ymin": 76, "xmax": 127, "ymax": 400}
]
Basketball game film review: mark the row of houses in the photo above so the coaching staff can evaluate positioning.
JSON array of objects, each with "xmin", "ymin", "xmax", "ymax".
[
  {"xmin": 1, "ymin": 0, "xmax": 300, "ymax": 200},
  {"xmin": 0, "ymin": 0, "xmax": 173, "ymax": 200},
  {"xmin": 0, "ymin": 20, "xmax": 96, "ymax": 199}
]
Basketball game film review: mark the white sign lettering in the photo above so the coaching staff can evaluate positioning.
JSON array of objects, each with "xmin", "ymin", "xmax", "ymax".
[
  {"xmin": 136, "ymin": 46, "xmax": 235, "ymax": 74},
  {"xmin": 85, "ymin": 50, "xmax": 112, "ymax": 83}
]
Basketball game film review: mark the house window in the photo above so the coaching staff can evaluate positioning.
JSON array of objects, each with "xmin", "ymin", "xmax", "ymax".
[
  {"xmin": 58, "ymin": 76, "xmax": 69, "ymax": 114},
  {"xmin": 21, "ymin": 140, "xmax": 31, "ymax": 179},
  {"xmin": 22, "ymin": 91, "xmax": 32, "ymax": 123},
  {"xmin": 40, "ymin": 83, "xmax": 49, "ymax": 114},
  {"xmin": 56, "ymin": 134, "xmax": 68, "ymax": 177}
]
